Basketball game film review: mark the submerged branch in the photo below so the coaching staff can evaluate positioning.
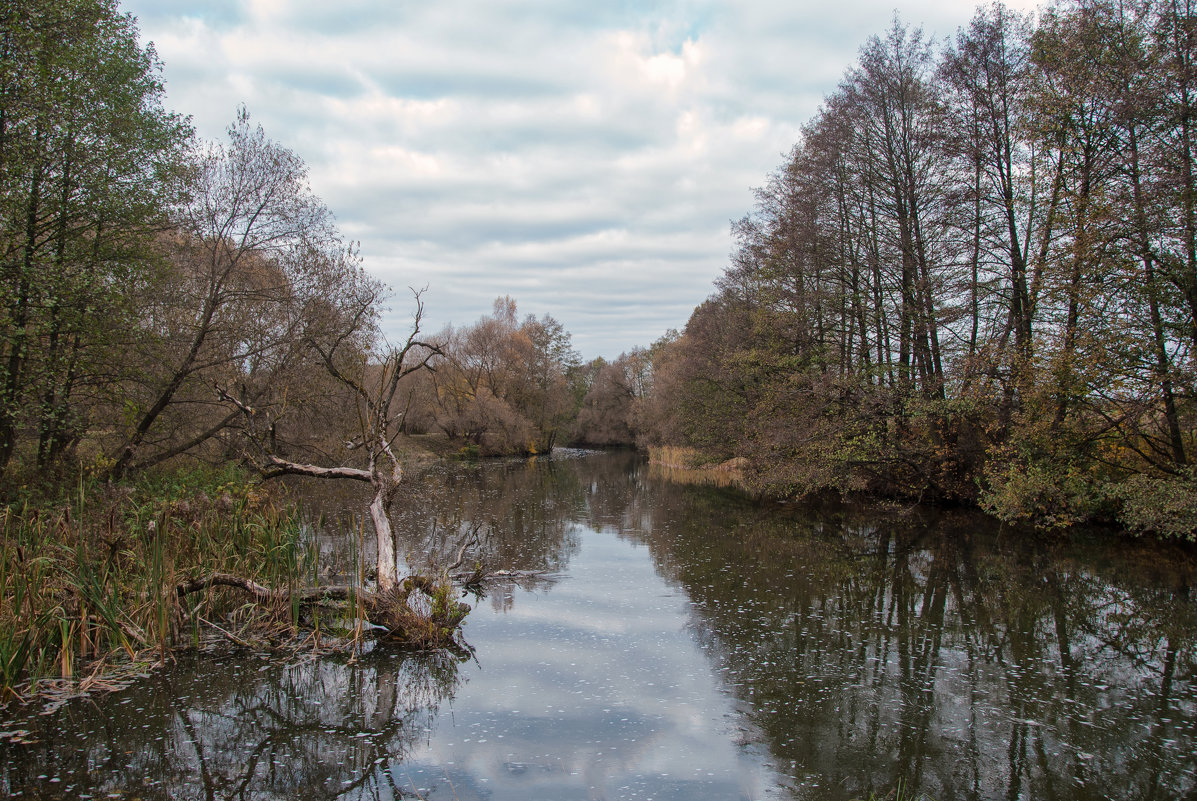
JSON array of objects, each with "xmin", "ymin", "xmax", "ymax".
[
  {"xmin": 177, "ymin": 568, "xmax": 549, "ymax": 611},
  {"xmin": 174, "ymin": 566, "xmax": 545, "ymax": 647},
  {"xmin": 177, "ymin": 572, "xmax": 378, "ymax": 610}
]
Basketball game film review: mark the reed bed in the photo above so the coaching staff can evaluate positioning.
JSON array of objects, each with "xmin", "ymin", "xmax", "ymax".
[
  {"xmin": 0, "ymin": 465, "xmax": 314, "ymax": 704},
  {"xmin": 647, "ymin": 446, "xmax": 749, "ymax": 490},
  {"xmin": 646, "ymin": 445, "xmax": 705, "ymax": 470}
]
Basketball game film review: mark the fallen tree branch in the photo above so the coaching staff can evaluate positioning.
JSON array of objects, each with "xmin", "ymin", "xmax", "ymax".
[
  {"xmin": 177, "ymin": 573, "xmax": 380, "ymax": 613},
  {"xmin": 177, "ymin": 568, "xmax": 552, "ymax": 646},
  {"xmin": 260, "ymin": 456, "xmax": 372, "ymax": 482}
]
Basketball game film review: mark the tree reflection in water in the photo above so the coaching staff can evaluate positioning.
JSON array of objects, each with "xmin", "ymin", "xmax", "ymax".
[
  {"xmin": 0, "ymin": 648, "xmax": 466, "ymax": 800},
  {"xmin": 592, "ymin": 453, "xmax": 1197, "ymax": 801},
  {"xmin": 389, "ymin": 450, "xmax": 1196, "ymax": 799},
  {"xmin": 2, "ymin": 451, "xmax": 1195, "ymax": 801},
  {"xmin": 392, "ymin": 456, "xmax": 586, "ymax": 575}
]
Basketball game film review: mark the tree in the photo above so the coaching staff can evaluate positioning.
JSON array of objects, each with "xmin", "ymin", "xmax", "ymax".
[
  {"xmin": 431, "ymin": 297, "xmax": 580, "ymax": 454},
  {"xmin": 941, "ymin": 3, "xmax": 1054, "ymax": 423},
  {"xmin": 109, "ymin": 108, "xmax": 371, "ymax": 478},
  {"xmin": 847, "ymin": 20, "xmax": 951, "ymax": 402},
  {"xmin": 573, "ymin": 349, "xmax": 652, "ymax": 446},
  {"xmin": 0, "ymin": 0, "xmax": 190, "ymax": 477},
  {"xmin": 227, "ymin": 291, "xmax": 441, "ymax": 594}
]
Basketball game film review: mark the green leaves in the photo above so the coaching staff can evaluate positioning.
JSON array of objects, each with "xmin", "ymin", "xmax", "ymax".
[{"xmin": 0, "ymin": 0, "xmax": 191, "ymax": 476}]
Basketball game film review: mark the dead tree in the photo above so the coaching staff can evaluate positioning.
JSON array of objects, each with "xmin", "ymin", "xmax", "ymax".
[{"xmin": 221, "ymin": 290, "xmax": 440, "ymax": 594}]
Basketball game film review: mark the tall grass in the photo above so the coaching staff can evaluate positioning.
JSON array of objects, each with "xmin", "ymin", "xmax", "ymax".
[
  {"xmin": 646, "ymin": 445, "xmax": 704, "ymax": 469},
  {"xmin": 647, "ymin": 446, "xmax": 749, "ymax": 491},
  {"xmin": 0, "ymin": 465, "xmax": 312, "ymax": 703}
]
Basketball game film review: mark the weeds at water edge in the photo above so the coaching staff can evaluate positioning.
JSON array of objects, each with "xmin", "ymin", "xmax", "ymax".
[{"xmin": 0, "ymin": 465, "xmax": 314, "ymax": 705}]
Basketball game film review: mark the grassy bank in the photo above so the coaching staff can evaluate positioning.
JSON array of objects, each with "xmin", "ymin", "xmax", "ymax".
[
  {"xmin": 0, "ymin": 465, "xmax": 313, "ymax": 705},
  {"xmin": 648, "ymin": 444, "xmax": 1197, "ymax": 542}
]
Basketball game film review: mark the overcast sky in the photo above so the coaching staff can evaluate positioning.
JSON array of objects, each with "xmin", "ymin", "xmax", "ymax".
[{"xmin": 123, "ymin": 0, "xmax": 1041, "ymax": 361}]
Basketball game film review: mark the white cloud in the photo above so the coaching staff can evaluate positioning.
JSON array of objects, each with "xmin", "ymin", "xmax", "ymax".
[{"xmin": 126, "ymin": 0, "xmax": 1050, "ymax": 359}]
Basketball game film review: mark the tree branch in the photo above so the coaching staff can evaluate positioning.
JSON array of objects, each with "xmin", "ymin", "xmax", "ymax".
[{"xmin": 260, "ymin": 455, "xmax": 372, "ymax": 482}]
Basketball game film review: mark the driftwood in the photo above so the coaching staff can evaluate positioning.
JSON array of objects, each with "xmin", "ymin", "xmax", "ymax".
[
  {"xmin": 448, "ymin": 567, "xmax": 549, "ymax": 586},
  {"xmin": 176, "ymin": 570, "xmax": 547, "ymax": 604},
  {"xmin": 175, "ymin": 568, "xmax": 548, "ymax": 645},
  {"xmin": 177, "ymin": 573, "xmax": 368, "ymax": 606}
]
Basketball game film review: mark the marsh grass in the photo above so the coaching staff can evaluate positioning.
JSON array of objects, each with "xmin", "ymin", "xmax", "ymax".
[
  {"xmin": 0, "ymin": 465, "xmax": 313, "ymax": 704},
  {"xmin": 647, "ymin": 446, "xmax": 749, "ymax": 491}
]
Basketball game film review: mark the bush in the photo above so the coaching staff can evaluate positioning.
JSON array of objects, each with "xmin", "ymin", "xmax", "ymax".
[
  {"xmin": 1110, "ymin": 469, "xmax": 1197, "ymax": 541},
  {"xmin": 979, "ymin": 457, "xmax": 1106, "ymax": 529}
]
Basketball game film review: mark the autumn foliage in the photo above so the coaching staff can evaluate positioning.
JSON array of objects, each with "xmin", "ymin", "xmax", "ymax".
[{"xmin": 629, "ymin": 2, "xmax": 1197, "ymax": 538}]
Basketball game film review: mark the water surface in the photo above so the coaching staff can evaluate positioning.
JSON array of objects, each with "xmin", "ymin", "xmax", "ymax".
[{"xmin": 2, "ymin": 450, "xmax": 1194, "ymax": 800}]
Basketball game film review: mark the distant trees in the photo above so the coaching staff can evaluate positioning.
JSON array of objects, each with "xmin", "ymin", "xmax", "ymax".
[
  {"xmin": 633, "ymin": 1, "xmax": 1197, "ymax": 536},
  {"xmin": 573, "ymin": 348, "xmax": 653, "ymax": 447},
  {"xmin": 13, "ymin": 0, "xmax": 1194, "ymax": 544},
  {"xmin": 430, "ymin": 297, "xmax": 581, "ymax": 455}
]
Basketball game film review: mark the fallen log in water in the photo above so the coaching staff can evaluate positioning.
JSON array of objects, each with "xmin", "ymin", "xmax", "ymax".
[{"xmin": 175, "ymin": 568, "xmax": 550, "ymax": 647}]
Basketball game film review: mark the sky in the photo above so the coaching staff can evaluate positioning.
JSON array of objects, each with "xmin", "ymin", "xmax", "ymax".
[{"xmin": 122, "ymin": 0, "xmax": 1042, "ymax": 361}]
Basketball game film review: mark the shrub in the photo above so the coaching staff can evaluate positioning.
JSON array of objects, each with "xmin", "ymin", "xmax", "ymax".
[{"xmin": 1110, "ymin": 469, "xmax": 1197, "ymax": 541}]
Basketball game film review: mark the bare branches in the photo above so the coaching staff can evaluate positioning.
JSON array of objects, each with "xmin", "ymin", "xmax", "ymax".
[{"xmin": 103, "ymin": 109, "xmax": 390, "ymax": 480}]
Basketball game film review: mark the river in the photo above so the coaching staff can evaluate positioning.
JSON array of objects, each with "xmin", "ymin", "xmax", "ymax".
[{"xmin": 2, "ymin": 450, "xmax": 1195, "ymax": 800}]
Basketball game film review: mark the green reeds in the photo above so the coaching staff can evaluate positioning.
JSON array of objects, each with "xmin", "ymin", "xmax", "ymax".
[{"xmin": 0, "ymin": 465, "xmax": 313, "ymax": 703}]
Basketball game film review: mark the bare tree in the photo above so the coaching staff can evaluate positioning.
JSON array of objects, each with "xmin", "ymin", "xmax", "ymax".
[
  {"xmin": 228, "ymin": 290, "xmax": 442, "ymax": 594},
  {"xmin": 111, "ymin": 108, "xmax": 357, "ymax": 478}
]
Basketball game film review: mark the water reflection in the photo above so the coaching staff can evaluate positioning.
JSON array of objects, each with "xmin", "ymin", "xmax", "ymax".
[
  {"xmin": 392, "ymin": 451, "xmax": 1196, "ymax": 799},
  {"xmin": 593, "ymin": 455, "xmax": 1197, "ymax": 800},
  {"xmin": 2, "ymin": 451, "xmax": 1194, "ymax": 801},
  {"xmin": 0, "ymin": 649, "xmax": 466, "ymax": 799},
  {"xmin": 391, "ymin": 456, "xmax": 585, "ymax": 575}
]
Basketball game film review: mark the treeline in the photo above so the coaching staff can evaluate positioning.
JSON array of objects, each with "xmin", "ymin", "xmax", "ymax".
[
  {"xmin": 2, "ymin": 1, "xmax": 593, "ymax": 687},
  {"xmin": 1, "ymin": 0, "xmax": 396, "ymax": 487},
  {"xmin": 394, "ymin": 297, "xmax": 583, "ymax": 456},
  {"xmin": 596, "ymin": 0, "xmax": 1197, "ymax": 537},
  {"xmin": 0, "ymin": 1, "xmax": 591, "ymax": 483},
  {"xmin": 10, "ymin": 0, "xmax": 1197, "ymax": 541}
]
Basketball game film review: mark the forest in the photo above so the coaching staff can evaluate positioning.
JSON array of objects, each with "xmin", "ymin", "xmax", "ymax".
[
  {"xmin": 612, "ymin": 0, "xmax": 1197, "ymax": 539},
  {"xmin": 2, "ymin": 0, "xmax": 1196, "ymax": 699}
]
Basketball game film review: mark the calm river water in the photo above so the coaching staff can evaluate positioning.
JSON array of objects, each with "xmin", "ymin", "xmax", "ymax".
[{"xmin": 2, "ymin": 450, "xmax": 1195, "ymax": 800}]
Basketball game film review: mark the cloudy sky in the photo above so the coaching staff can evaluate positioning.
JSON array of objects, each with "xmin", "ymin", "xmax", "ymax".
[{"xmin": 123, "ymin": 0, "xmax": 1041, "ymax": 360}]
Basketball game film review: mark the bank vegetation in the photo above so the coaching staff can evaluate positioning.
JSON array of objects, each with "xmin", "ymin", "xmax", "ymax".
[
  {"xmin": 6, "ymin": 0, "xmax": 1197, "ymax": 705},
  {"xmin": 0, "ymin": 0, "xmax": 546, "ymax": 701},
  {"xmin": 583, "ymin": 1, "xmax": 1197, "ymax": 541}
]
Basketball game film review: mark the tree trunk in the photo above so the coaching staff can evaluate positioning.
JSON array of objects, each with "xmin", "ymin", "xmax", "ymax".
[
  {"xmin": 369, "ymin": 481, "xmax": 398, "ymax": 593},
  {"xmin": 1130, "ymin": 125, "xmax": 1187, "ymax": 466}
]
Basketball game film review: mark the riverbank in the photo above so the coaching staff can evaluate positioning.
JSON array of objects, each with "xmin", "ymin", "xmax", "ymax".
[
  {"xmin": 4, "ymin": 450, "xmax": 1192, "ymax": 801},
  {"xmin": 0, "ymin": 465, "xmax": 317, "ymax": 706},
  {"xmin": 0, "ymin": 433, "xmax": 492, "ymax": 709},
  {"xmin": 646, "ymin": 444, "xmax": 1197, "ymax": 544}
]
